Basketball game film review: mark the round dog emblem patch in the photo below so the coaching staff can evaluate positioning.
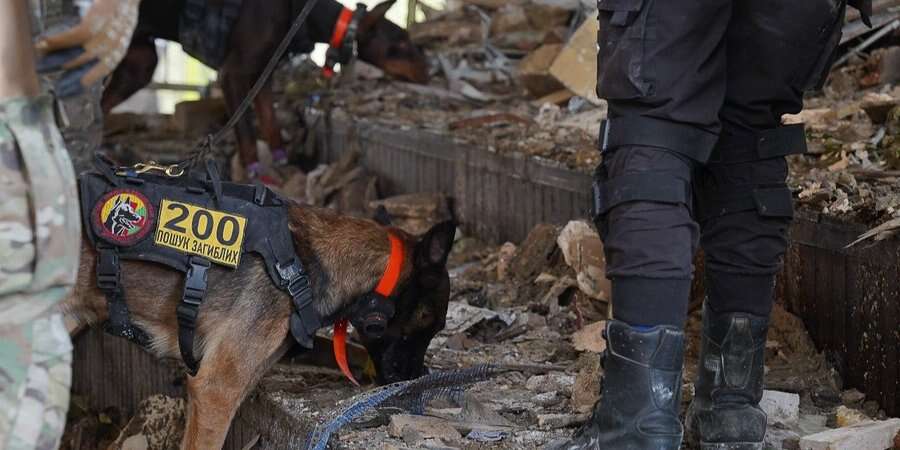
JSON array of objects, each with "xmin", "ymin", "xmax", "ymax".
[{"xmin": 92, "ymin": 189, "xmax": 154, "ymax": 246}]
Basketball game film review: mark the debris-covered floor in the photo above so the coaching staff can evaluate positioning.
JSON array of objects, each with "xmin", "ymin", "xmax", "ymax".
[
  {"xmin": 62, "ymin": 218, "xmax": 899, "ymax": 450},
  {"xmin": 67, "ymin": 1, "xmax": 900, "ymax": 448}
]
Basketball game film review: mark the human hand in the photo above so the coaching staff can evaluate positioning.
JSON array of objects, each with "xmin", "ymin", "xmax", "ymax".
[{"xmin": 34, "ymin": 0, "xmax": 140, "ymax": 97}]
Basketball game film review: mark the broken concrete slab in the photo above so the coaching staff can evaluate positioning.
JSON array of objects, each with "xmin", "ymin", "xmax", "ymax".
[
  {"xmin": 519, "ymin": 44, "xmax": 566, "ymax": 98},
  {"xmin": 548, "ymin": 17, "xmax": 601, "ymax": 105},
  {"xmin": 799, "ymin": 418, "xmax": 900, "ymax": 450},
  {"xmin": 557, "ymin": 220, "xmax": 611, "ymax": 300},
  {"xmin": 761, "ymin": 390, "xmax": 801, "ymax": 425},
  {"xmin": 571, "ymin": 320, "xmax": 606, "ymax": 354},
  {"xmin": 388, "ymin": 414, "xmax": 463, "ymax": 442},
  {"xmin": 835, "ymin": 405, "xmax": 870, "ymax": 428},
  {"xmin": 508, "ymin": 224, "xmax": 563, "ymax": 282}
]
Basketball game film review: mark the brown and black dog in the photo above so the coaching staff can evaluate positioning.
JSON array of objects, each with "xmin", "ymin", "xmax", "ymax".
[
  {"xmin": 61, "ymin": 207, "xmax": 454, "ymax": 449},
  {"xmin": 101, "ymin": 0, "xmax": 428, "ymax": 181}
]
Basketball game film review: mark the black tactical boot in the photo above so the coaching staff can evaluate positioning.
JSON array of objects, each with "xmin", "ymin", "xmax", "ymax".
[
  {"xmin": 557, "ymin": 320, "xmax": 685, "ymax": 450},
  {"xmin": 686, "ymin": 304, "xmax": 769, "ymax": 450}
]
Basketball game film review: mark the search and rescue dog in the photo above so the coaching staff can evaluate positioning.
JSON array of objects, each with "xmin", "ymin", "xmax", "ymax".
[
  {"xmin": 61, "ymin": 205, "xmax": 455, "ymax": 450},
  {"xmin": 101, "ymin": 0, "xmax": 429, "ymax": 178}
]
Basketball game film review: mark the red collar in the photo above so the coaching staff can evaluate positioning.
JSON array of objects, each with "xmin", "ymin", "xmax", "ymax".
[
  {"xmin": 329, "ymin": 7, "xmax": 354, "ymax": 50},
  {"xmin": 323, "ymin": 7, "xmax": 355, "ymax": 78},
  {"xmin": 333, "ymin": 231, "xmax": 405, "ymax": 385}
]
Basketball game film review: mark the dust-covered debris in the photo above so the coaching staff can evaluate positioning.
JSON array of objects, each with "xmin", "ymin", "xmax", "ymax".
[
  {"xmin": 799, "ymin": 418, "xmax": 900, "ymax": 450},
  {"xmin": 110, "ymin": 395, "xmax": 185, "ymax": 450}
]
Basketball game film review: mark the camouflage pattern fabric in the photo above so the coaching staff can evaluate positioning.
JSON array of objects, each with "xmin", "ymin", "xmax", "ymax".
[
  {"xmin": 0, "ymin": 95, "xmax": 81, "ymax": 450},
  {"xmin": 0, "ymin": 314, "xmax": 72, "ymax": 450}
]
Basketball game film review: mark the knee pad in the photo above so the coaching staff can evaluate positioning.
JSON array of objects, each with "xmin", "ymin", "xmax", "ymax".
[
  {"xmin": 591, "ymin": 150, "xmax": 693, "ymax": 236},
  {"xmin": 695, "ymin": 125, "xmax": 806, "ymax": 224}
]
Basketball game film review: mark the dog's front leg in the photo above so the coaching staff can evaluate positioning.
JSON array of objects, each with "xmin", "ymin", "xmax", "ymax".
[
  {"xmin": 220, "ymin": 65, "xmax": 261, "ymax": 171},
  {"xmin": 253, "ymin": 79, "xmax": 285, "ymax": 160},
  {"xmin": 179, "ymin": 319, "xmax": 290, "ymax": 450}
]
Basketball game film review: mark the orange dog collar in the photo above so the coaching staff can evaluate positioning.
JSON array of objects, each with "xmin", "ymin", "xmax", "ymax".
[{"xmin": 334, "ymin": 231, "xmax": 404, "ymax": 385}]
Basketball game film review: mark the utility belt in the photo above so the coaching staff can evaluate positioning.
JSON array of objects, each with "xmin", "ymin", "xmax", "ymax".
[{"xmin": 79, "ymin": 157, "xmax": 320, "ymax": 375}]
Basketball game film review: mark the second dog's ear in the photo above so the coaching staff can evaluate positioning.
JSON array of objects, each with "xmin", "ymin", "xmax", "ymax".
[
  {"xmin": 373, "ymin": 205, "xmax": 392, "ymax": 226},
  {"xmin": 415, "ymin": 220, "xmax": 456, "ymax": 269},
  {"xmin": 360, "ymin": 0, "xmax": 397, "ymax": 34}
]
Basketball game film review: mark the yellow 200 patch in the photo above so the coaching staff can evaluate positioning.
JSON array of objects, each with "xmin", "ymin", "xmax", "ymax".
[{"xmin": 154, "ymin": 199, "xmax": 247, "ymax": 268}]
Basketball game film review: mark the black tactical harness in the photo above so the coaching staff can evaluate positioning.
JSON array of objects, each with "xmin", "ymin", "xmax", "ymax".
[{"xmin": 80, "ymin": 157, "xmax": 322, "ymax": 375}]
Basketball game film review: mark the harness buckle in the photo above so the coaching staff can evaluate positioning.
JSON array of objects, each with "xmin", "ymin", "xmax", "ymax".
[
  {"xmin": 97, "ymin": 247, "xmax": 121, "ymax": 291},
  {"xmin": 116, "ymin": 161, "xmax": 186, "ymax": 178},
  {"xmin": 182, "ymin": 257, "xmax": 211, "ymax": 306}
]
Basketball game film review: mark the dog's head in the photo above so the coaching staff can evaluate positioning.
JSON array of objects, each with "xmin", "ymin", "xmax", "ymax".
[
  {"xmin": 108, "ymin": 196, "xmax": 142, "ymax": 235},
  {"xmin": 356, "ymin": 0, "xmax": 429, "ymax": 84},
  {"xmin": 351, "ymin": 220, "xmax": 454, "ymax": 384}
]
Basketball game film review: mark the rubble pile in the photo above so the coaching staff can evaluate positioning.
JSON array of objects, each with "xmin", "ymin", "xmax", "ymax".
[
  {"xmin": 63, "ymin": 220, "xmax": 899, "ymax": 449},
  {"xmin": 313, "ymin": 222, "xmax": 899, "ymax": 449},
  {"xmin": 278, "ymin": 2, "xmax": 900, "ymax": 232}
]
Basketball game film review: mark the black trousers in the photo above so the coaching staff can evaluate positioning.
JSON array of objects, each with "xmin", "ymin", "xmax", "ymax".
[{"xmin": 592, "ymin": 0, "xmax": 846, "ymax": 327}]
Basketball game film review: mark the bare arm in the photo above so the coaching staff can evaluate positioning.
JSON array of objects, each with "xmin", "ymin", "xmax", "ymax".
[{"xmin": 0, "ymin": 0, "xmax": 39, "ymax": 100}]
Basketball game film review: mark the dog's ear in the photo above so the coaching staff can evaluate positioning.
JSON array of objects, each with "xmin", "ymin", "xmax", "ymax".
[
  {"xmin": 414, "ymin": 220, "xmax": 456, "ymax": 269},
  {"xmin": 373, "ymin": 205, "xmax": 393, "ymax": 226},
  {"xmin": 360, "ymin": 0, "xmax": 397, "ymax": 35}
]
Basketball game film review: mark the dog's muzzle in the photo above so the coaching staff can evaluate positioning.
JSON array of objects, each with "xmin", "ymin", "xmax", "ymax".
[{"xmin": 349, "ymin": 293, "xmax": 396, "ymax": 339}]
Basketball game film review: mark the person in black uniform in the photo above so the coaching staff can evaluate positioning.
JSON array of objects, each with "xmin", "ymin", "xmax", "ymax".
[{"xmin": 558, "ymin": 1, "xmax": 871, "ymax": 449}]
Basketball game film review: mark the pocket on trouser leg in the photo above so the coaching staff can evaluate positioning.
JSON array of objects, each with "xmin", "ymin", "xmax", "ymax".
[
  {"xmin": 5, "ymin": 311, "xmax": 72, "ymax": 450},
  {"xmin": 695, "ymin": 157, "xmax": 793, "ymax": 275},
  {"xmin": 596, "ymin": 0, "xmax": 655, "ymax": 99}
]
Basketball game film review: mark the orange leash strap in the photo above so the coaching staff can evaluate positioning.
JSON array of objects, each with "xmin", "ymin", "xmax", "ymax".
[
  {"xmin": 333, "ymin": 319, "xmax": 358, "ymax": 386},
  {"xmin": 333, "ymin": 232, "xmax": 405, "ymax": 385}
]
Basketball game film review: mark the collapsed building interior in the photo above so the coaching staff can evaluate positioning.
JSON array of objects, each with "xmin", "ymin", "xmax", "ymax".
[{"xmin": 55, "ymin": 0, "xmax": 900, "ymax": 449}]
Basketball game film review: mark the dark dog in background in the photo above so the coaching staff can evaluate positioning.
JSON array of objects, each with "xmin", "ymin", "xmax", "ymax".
[
  {"xmin": 63, "ymin": 207, "xmax": 454, "ymax": 449},
  {"xmin": 102, "ymin": 0, "xmax": 428, "ymax": 182}
]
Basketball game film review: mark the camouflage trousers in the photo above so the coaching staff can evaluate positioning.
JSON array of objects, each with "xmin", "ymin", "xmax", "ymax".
[
  {"xmin": 0, "ymin": 95, "xmax": 81, "ymax": 450},
  {"xmin": 0, "ymin": 311, "xmax": 72, "ymax": 450}
]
